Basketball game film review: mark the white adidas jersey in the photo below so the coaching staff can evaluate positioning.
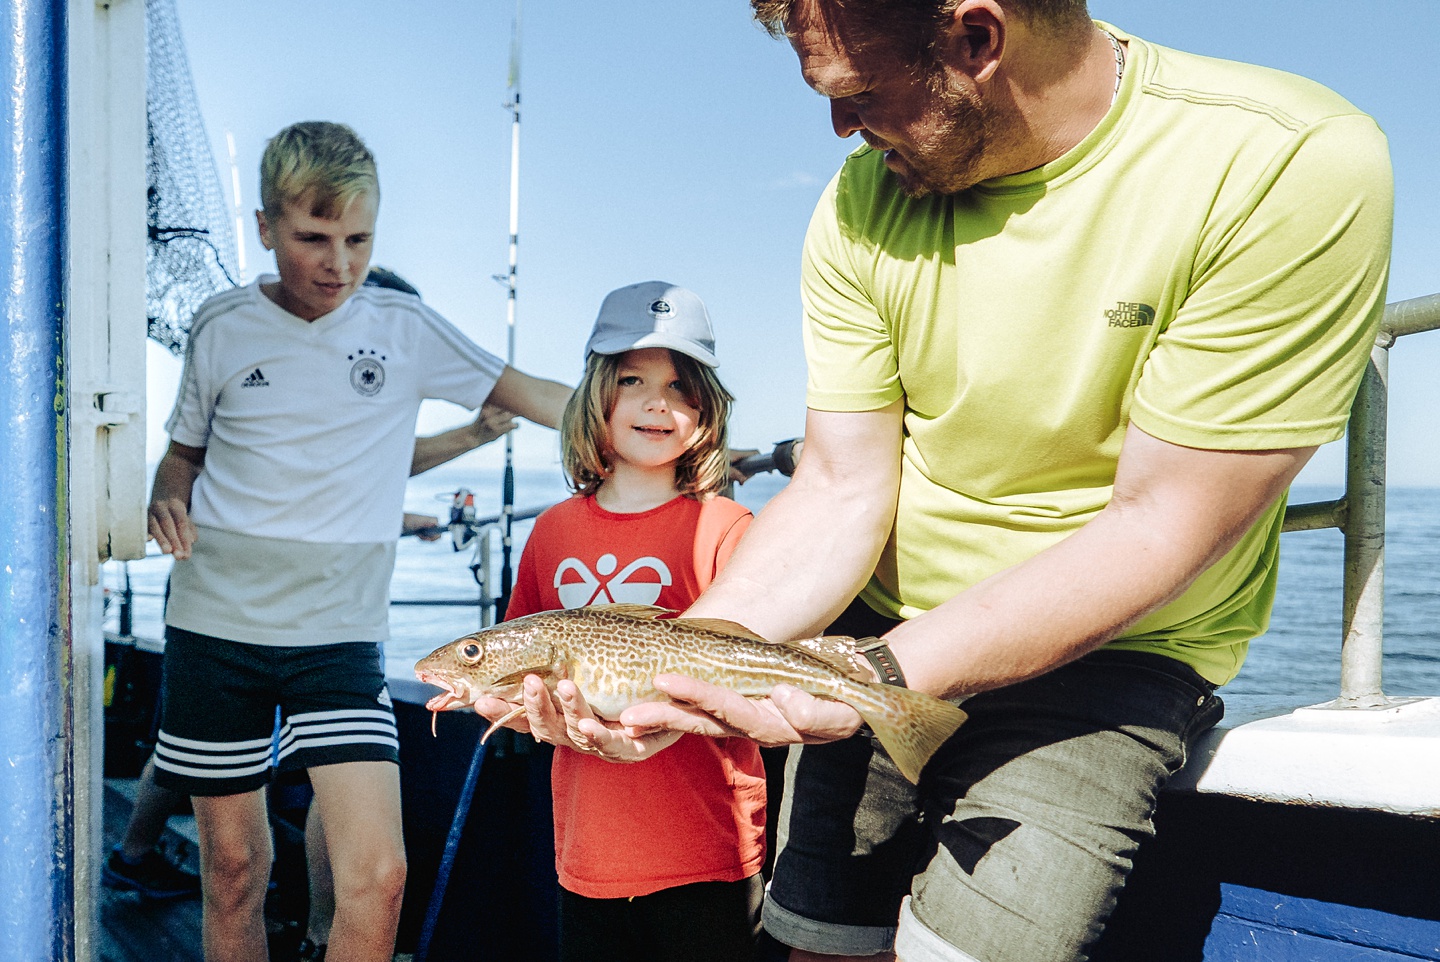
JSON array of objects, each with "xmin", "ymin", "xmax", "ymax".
[{"xmin": 166, "ymin": 276, "xmax": 504, "ymax": 544}]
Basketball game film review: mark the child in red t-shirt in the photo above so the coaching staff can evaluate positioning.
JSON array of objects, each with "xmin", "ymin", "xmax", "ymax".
[{"xmin": 503, "ymin": 281, "xmax": 765, "ymax": 962}]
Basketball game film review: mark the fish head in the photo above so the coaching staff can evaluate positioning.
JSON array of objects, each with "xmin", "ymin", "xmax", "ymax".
[{"xmin": 413, "ymin": 614, "xmax": 562, "ymax": 710}]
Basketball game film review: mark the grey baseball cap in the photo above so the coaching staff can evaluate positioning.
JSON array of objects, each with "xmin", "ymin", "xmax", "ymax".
[{"xmin": 584, "ymin": 280, "xmax": 719, "ymax": 368}]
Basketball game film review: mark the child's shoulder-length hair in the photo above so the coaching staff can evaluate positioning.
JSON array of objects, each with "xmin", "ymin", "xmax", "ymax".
[{"xmin": 560, "ymin": 349, "xmax": 733, "ymax": 499}]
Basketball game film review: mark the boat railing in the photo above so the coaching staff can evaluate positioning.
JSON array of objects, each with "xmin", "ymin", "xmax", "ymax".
[
  {"xmin": 393, "ymin": 500, "xmax": 550, "ymax": 627},
  {"xmin": 1282, "ymin": 292, "xmax": 1440, "ymax": 709}
]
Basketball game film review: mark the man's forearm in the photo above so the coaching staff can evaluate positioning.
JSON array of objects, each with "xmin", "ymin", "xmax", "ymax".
[
  {"xmin": 686, "ymin": 403, "xmax": 904, "ymax": 642},
  {"xmin": 687, "ymin": 471, "xmax": 889, "ymax": 640},
  {"xmin": 887, "ymin": 501, "xmax": 1222, "ymax": 698},
  {"xmin": 887, "ymin": 427, "xmax": 1315, "ymax": 700}
]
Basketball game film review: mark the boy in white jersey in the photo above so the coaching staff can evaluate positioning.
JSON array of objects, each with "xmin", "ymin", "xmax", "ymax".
[{"xmin": 145, "ymin": 121, "xmax": 571, "ymax": 962}]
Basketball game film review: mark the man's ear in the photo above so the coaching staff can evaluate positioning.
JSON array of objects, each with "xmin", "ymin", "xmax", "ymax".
[
  {"xmin": 255, "ymin": 209, "xmax": 273, "ymax": 251},
  {"xmin": 935, "ymin": 0, "xmax": 1006, "ymax": 85}
]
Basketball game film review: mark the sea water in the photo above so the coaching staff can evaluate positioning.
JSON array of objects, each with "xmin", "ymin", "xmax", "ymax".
[{"xmin": 103, "ymin": 474, "xmax": 1440, "ymax": 702}]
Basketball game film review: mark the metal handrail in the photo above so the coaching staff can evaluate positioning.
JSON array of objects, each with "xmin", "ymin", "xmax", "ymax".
[{"xmin": 1281, "ymin": 293, "xmax": 1440, "ymax": 708}]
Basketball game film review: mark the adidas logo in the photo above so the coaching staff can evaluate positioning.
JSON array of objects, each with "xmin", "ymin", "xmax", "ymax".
[
  {"xmin": 241, "ymin": 368, "xmax": 269, "ymax": 387},
  {"xmin": 377, "ymin": 686, "xmax": 393, "ymax": 709},
  {"xmin": 1104, "ymin": 302, "xmax": 1156, "ymax": 329}
]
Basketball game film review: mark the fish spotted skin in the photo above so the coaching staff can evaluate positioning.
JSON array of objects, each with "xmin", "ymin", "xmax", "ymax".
[{"xmin": 414, "ymin": 603, "xmax": 967, "ymax": 783}]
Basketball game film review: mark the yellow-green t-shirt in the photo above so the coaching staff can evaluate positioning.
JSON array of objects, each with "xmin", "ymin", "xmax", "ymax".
[{"xmin": 801, "ymin": 27, "xmax": 1393, "ymax": 685}]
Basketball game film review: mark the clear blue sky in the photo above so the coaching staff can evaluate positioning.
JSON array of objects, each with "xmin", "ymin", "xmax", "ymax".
[{"xmin": 159, "ymin": 0, "xmax": 1440, "ymax": 487}]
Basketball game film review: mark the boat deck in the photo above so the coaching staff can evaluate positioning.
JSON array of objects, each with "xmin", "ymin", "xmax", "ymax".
[
  {"xmin": 99, "ymin": 780, "xmax": 418, "ymax": 962},
  {"xmin": 98, "ymin": 780, "xmax": 203, "ymax": 962}
]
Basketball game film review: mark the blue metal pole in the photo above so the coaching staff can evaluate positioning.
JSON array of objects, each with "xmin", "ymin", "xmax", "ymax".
[{"xmin": 0, "ymin": 1, "xmax": 73, "ymax": 960}]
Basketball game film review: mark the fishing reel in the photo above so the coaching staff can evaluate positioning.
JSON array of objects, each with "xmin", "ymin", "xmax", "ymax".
[{"xmin": 448, "ymin": 488, "xmax": 478, "ymax": 551}]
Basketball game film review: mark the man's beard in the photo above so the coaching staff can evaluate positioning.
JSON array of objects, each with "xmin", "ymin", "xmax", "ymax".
[{"xmin": 883, "ymin": 80, "xmax": 995, "ymax": 199}]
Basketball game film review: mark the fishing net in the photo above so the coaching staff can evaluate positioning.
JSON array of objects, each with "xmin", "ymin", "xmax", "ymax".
[{"xmin": 145, "ymin": 0, "xmax": 239, "ymax": 357}]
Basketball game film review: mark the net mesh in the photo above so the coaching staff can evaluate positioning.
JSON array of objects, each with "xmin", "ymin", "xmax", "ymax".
[{"xmin": 146, "ymin": 0, "xmax": 239, "ymax": 357}]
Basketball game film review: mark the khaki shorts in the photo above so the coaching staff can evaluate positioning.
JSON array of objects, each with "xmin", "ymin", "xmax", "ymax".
[{"xmin": 762, "ymin": 603, "xmax": 1222, "ymax": 962}]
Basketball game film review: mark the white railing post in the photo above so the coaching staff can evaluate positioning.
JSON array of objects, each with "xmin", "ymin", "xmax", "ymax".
[
  {"xmin": 1337, "ymin": 337, "xmax": 1389, "ymax": 706},
  {"xmin": 1284, "ymin": 293, "xmax": 1440, "ymax": 711}
]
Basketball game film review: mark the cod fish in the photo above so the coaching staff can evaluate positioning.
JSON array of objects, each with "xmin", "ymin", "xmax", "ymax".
[{"xmin": 414, "ymin": 603, "xmax": 967, "ymax": 783}]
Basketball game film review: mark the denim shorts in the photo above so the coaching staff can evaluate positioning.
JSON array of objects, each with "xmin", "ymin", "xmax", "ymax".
[
  {"xmin": 762, "ymin": 604, "xmax": 1223, "ymax": 962},
  {"xmin": 153, "ymin": 627, "xmax": 400, "ymax": 796}
]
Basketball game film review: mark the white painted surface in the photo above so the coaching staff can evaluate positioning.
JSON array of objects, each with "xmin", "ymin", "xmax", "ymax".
[
  {"xmin": 70, "ymin": 2, "xmax": 148, "ymax": 956},
  {"xmin": 1171, "ymin": 694, "xmax": 1440, "ymax": 816}
]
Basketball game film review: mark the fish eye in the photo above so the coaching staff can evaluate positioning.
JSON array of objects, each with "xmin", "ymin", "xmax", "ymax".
[{"xmin": 460, "ymin": 642, "xmax": 482, "ymax": 662}]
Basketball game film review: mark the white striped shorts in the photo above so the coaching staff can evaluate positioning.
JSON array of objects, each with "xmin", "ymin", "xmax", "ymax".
[{"xmin": 152, "ymin": 627, "xmax": 400, "ymax": 796}]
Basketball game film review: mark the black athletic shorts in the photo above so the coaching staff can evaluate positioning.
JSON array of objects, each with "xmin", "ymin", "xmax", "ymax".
[{"xmin": 152, "ymin": 626, "xmax": 400, "ymax": 796}]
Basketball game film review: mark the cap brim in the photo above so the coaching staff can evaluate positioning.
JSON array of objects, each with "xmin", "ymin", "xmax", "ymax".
[{"xmin": 588, "ymin": 332, "xmax": 719, "ymax": 367}]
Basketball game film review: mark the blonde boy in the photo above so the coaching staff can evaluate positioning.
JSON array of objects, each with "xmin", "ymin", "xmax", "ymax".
[{"xmin": 146, "ymin": 121, "xmax": 570, "ymax": 962}]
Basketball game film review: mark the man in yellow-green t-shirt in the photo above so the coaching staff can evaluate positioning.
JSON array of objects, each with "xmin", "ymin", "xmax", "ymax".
[{"xmin": 527, "ymin": 2, "xmax": 1392, "ymax": 961}]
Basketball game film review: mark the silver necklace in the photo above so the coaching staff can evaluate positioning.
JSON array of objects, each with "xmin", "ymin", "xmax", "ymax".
[{"xmin": 1105, "ymin": 30, "xmax": 1126, "ymax": 105}]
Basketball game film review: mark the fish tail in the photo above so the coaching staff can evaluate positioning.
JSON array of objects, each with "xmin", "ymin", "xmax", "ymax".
[{"xmin": 856, "ymin": 686, "xmax": 968, "ymax": 784}]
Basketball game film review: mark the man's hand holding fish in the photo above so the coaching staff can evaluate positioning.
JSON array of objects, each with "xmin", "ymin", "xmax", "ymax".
[{"xmin": 621, "ymin": 673, "xmax": 866, "ymax": 747}]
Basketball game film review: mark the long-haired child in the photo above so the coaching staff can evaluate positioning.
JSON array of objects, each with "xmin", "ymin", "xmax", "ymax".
[{"xmin": 503, "ymin": 281, "xmax": 765, "ymax": 962}]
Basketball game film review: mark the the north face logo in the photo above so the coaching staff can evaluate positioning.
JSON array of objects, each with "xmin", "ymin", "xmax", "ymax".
[
  {"xmin": 1105, "ymin": 302, "xmax": 1156, "ymax": 328},
  {"xmin": 241, "ymin": 368, "xmax": 269, "ymax": 387}
]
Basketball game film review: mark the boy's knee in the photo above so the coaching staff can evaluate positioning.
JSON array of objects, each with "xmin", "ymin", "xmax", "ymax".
[
  {"xmin": 374, "ymin": 851, "xmax": 407, "ymax": 898},
  {"xmin": 202, "ymin": 841, "xmax": 272, "ymax": 905},
  {"xmin": 337, "ymin": 850, "xmax": 407, "ymax": 907}
]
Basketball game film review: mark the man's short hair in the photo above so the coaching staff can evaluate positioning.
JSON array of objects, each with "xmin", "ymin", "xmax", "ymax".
[
  {"xmin": 752, "ymin": 0, "xmax": 1090, "ymax": 55},
  {"xmin": 260, "ymin": 121, "xmax": 378, "ymax": 219}
]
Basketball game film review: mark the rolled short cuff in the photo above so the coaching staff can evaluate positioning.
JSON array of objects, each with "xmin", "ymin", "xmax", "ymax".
[
  {"xmin": 762, "ymin": 891, "xmax": 895, "ymax": 956},
  {"xmin": 896, "ymin": 896, "xmax": 985, "ymax": 962}
]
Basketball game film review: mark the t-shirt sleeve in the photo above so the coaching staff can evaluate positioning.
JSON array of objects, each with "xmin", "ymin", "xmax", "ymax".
[
  {"xmin": 692, "ymin": 497, "xmax": 753, "ymax": 592},
  {"xmin": 1130, "ymin": 113, "xmax": 1393, "ymax": 449},
  {"xmin": 502, "ymin": 537, "xmax": 543, "ymax": 622},
  {"xmin": 801, "ymin": 160, "xmax": 906, "ymax": 414},
  {"xmin": 163, "ymin": 319, "xmax": 216, "ymax": 448},
  {"xmin": 502, "ymin": 505, "xmax": 563, "ymax": 622},
  {"xmin": 413, "ymin": 302, "xmax": 508, "ymax": 411}
]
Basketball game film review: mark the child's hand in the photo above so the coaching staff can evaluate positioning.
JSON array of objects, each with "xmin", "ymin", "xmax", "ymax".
[
  {"xmin": 402, "ymin": 512, "xmax": 443, "ymax": 541},
  {"xmin": 523, "ymin": 676, "xmax": 684, "ymax": 762},
  {"xmin": 726, "ymin": 448, "xmax": 761, "ymax": 484},
  {"xmin": 468, "ymin": 693, "xmax": 532, "ymax": 735},
  {"xmin": 147, "ymin": 499, "xmax": 199, "ymax": 560},
  {"xmin": 469, "ymin": 402, "xmax": 518, "ymax": 448}
]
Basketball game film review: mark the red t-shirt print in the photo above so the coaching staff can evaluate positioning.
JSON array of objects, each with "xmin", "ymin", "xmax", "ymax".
[{"xmin": 554, "ymin": 553, "xmax": 672, "ymax": 608}]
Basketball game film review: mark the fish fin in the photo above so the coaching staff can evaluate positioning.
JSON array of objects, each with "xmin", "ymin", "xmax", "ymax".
[
  {"xmin": 782, "ymin": 635, "xmax": 872, "ymax": 681},
  {"xmin": 674, "ymin": 617, "xmax": 771, "ymax": 642},
  {"xmin": 490, "ymin": 667, "xmax": 559, "ymax": 690},
  {"xmin": 586, "ymin": 603, "xmax": 677, "ymax": 619},
  {"xmin": 857, "ymin": 687, "xmax": 968, "ymax": 784},
  {"xmin": 481, "ymin": 706, "xmax": 525, "ymax": 744}
]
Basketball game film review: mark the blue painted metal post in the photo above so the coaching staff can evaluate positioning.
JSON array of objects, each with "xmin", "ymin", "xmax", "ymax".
[{"xmin": 0, "ymin": 1, "xmax": 74, "ymax": 961}]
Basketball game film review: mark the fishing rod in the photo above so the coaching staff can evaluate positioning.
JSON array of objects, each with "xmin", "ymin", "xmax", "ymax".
[
  {"xmin": 414, "ymin": 7, "xmax": 524, "ymax": 960},
  {"xmin": 496, "ymin": 0, "xmax": 522, "ymax": 623}
]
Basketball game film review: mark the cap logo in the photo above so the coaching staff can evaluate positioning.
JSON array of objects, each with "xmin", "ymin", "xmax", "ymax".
[{"xmin": 648, "ymin": 299, "xmax": 674, "ymax": 318}]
